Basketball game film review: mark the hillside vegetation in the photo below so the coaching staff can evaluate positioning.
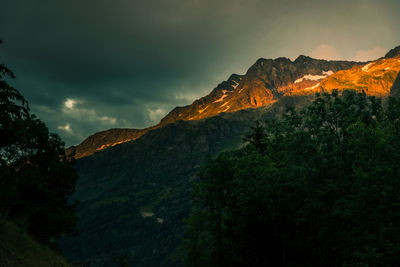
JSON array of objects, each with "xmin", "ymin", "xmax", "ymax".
[
  {"xmin": 185, "ymin": 91, "xmax": 400, "ymax": 266},
  {"xmin": 0, "ymin": 218, "xmax": 70, "ymax": 266}
]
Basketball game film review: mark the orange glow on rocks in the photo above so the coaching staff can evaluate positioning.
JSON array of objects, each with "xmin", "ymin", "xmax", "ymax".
[
  {"xmin": 95, "ymin": 138, "xmax": 136, "ymax": 151},
  {"xmin": 289, "ymin": 57, "xmax": 400, "ymax": 97}
]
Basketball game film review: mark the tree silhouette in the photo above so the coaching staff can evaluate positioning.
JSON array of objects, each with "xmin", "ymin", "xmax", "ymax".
[{"xmin": 0, "ymin": 40, "xmax": 78, "ymax": 244}]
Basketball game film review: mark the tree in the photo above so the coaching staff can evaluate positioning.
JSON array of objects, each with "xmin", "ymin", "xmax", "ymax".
[
  {"xmin": 184, "ymin": 90, "xmax": 400, "ymax": 266},
  {"xmin": 0, "ymin": 41, "xmax": 78, "ymax": 244}
]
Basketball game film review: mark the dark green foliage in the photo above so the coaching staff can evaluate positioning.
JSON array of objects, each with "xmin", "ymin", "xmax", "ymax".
[
  {"xmin": 185, "ymin": 90, "xmax": 400, "ymax": 266},
  {"xmin": 244, "ymin": 120, "xmax": 266, "ymax": 155},
  {"xmin": 0, "ymin": 49, "xmax": 78, "ymax": 244}
]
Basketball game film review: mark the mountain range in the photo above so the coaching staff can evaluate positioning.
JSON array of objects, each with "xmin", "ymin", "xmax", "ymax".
[
  {"xmin": 67, "ymin": 46, "xmax": 400, "ymax": 159},
  {"xmin": 59, "ymin": 45, "xmax": 400, "ymax": 266}
]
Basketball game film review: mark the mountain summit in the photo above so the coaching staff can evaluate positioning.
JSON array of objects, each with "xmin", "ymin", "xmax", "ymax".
[{"xmin": 384, "ymin": 45, "xmax": 400, "ymax": 59}]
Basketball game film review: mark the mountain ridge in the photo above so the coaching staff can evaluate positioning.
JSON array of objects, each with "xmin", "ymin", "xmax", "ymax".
[
  {"xmin": 384, "ymin": 45, "xmax": 400, "ymax": 59},
  {"xmin": 289, "ymin": 54, "xmax": 400, "ymax": 96},
  {"xmin": 67, "ymin": 46, "xmax": 400, "ymax": 159}
]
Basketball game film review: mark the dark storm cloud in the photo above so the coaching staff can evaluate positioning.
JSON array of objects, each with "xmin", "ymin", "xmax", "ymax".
[{"xmin": 1, "ymin": 0, "xmax": 399, "ymax": 145}]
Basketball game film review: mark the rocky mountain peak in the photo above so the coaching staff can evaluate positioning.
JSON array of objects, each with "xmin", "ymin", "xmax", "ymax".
[
  {"xmin": 385, "ymin": 45, "xmax": 400, "ymax": 59},
  {"xmin": 294, "ymin": 55, "xmax": 314, "ymax": 64},
  {"xmin": 228, "ymin": 73, "xmax": 241, "ymax": 83}
]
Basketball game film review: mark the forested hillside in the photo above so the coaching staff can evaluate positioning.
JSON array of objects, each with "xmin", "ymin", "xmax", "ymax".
[{"xmin": 185, "ymin": 91, "xmax": 400, "ymax": 266}]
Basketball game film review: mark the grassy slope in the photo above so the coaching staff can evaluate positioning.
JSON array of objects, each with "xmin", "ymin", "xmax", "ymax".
[{"xmin": 0, "ymin": 218, "xmax": 70, "ymax": 267}]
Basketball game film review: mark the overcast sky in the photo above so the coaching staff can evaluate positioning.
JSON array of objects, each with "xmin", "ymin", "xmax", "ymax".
[{"xmin": 1, "ymin": 0, "xmax": 399, "ymax": 146}]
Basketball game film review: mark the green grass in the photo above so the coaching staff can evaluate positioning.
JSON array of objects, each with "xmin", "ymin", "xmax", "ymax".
[{"xmin": 0, "ymin": 218, "xmax": 70, "ymax": 266}]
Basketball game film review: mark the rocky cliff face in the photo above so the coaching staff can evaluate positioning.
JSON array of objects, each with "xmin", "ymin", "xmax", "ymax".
[
  {"xmin": 384, "ymin": 45, "xmax": 400, "ymax": 59},
  {"xmin": 160, "ymin": 56, "xmax": 360, "ymax": 125}
]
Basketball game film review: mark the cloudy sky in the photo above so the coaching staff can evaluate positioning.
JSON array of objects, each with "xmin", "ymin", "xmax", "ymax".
[{"xmin": 1, "ymin": 0, "xmax": 399, "ymax": 146}]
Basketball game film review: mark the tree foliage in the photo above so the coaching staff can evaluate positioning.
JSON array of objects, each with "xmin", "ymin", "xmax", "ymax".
[
  {"xmin": 0, "ymin": 43, "xmax": 78, "ymax": 244},
  {"xmin": 184, "ymin": 90, "xmax": 400, "ymax": 266}
]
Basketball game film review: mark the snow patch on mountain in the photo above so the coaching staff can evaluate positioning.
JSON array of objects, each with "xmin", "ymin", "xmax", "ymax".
[
  {"xmin": 198, "ymin": 106, "xmax": 208, "ymax": 113},
  {"xmin": 222, "ymin": 105, "xmax": 231, "ymax": 112},
  {"xmin": 305, "ymin": 83, "xmax": 320, "ymax": 90},
  {"xmin": 232, "ymin": 80, "xmax": 240, "ymax": 89},
  {"xmin": 362, "ymin": 62, "xmax": 374, "ymax": 72},
  {"xmin": 323, "ymin": 70, "xmax": 334, "ymax": 76},
  {"xmin": 220, "ymin": 101, "xmax": 229, "ymax": 107},
  {"xmin": 214, "ymin": 90, "xmax": 231, "ymax": 103},
  {"xmin": 294, "ymin": 70, "xmax": 334, "ymax": 84}
]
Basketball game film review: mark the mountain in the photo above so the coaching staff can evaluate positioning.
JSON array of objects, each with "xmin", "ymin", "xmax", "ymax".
[
  {"xmin": 68, "ymin": 56, "xmax": 362, "ymax": 158},
  {"xmin": 59, "ymin": 46, "xmax": 400, "ymax": 266},
  {"xmin": 68, "ymin": 46, "xmax": 400, "ymax": 160}
]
